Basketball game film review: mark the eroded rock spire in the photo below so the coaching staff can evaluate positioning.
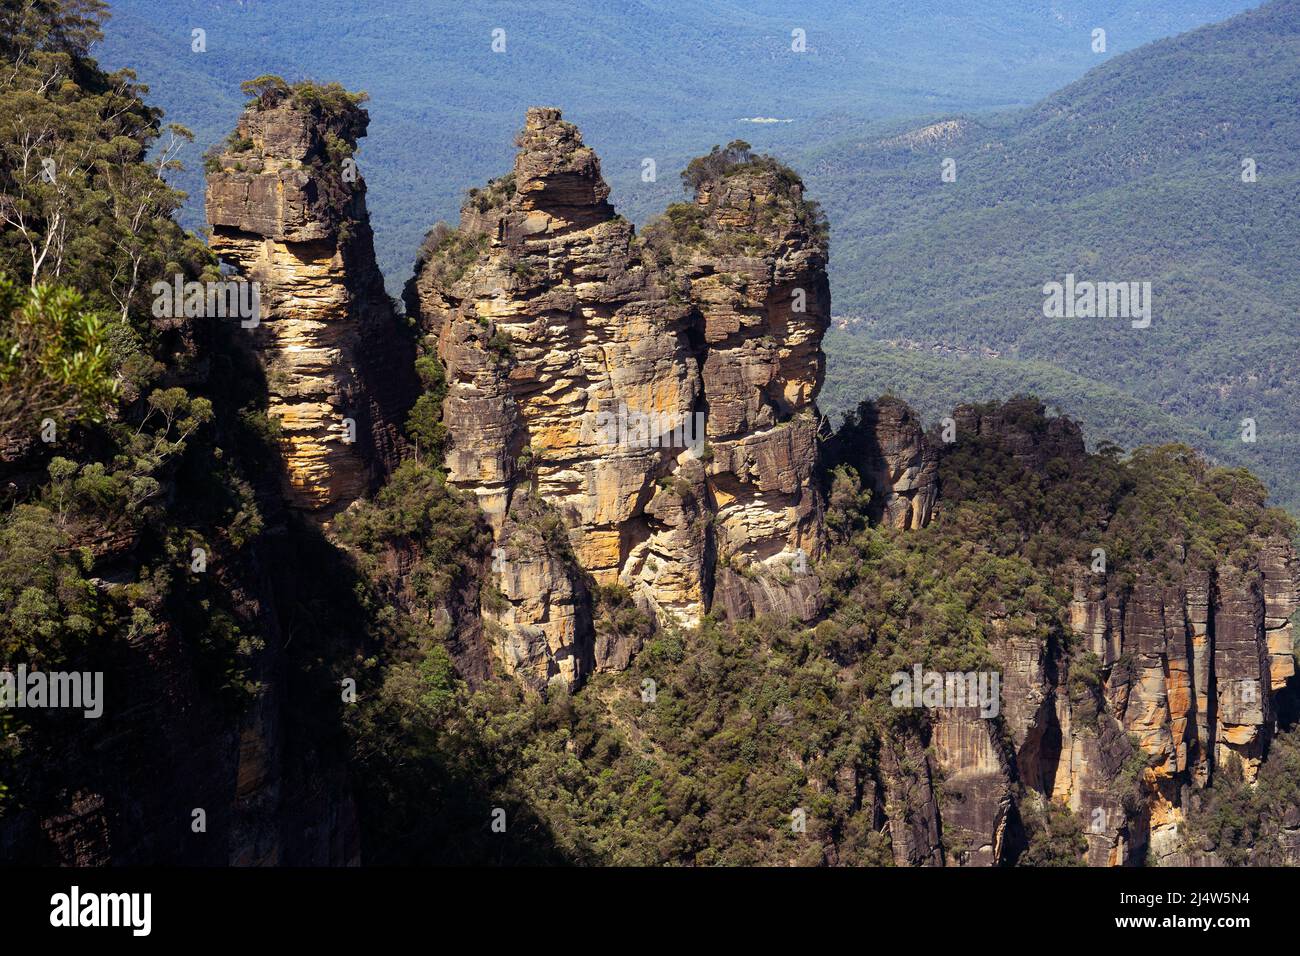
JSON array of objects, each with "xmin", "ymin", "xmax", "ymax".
[
  {"xmin": 205, "ymin": 80, "xmax": 415, "ymax": 521},
  {"xmin": 407, "ymin": 107, "xmax": 830, "ymax": 689}
]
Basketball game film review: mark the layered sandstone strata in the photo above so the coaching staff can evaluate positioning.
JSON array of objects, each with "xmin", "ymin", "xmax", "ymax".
[
  {"xmin": 1062, "ymin": 545, "xmax": 1296, "ymax": 863},
  {"xmin": 205, "ymin": 87, "xmax": 414, "ymax": 521},
  {"xmin": 841, "ymin": 397, "xmax": 1299, "ymax": 866},
  {"xmin": 407, "ymin": 109, "xmax": 829, "ymax": 689}
]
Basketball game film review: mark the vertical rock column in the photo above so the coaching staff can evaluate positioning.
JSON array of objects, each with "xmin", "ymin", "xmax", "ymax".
[
  {"xmin": 409, "ymin": 108, "xmax": 704, "ymax": 687},
  {"xmin": 682, "ymin": 163, "xmax": 831, "ymax": 621},
  {"xmin": 408, "ymin": 109, "xmax": 832, "ymax": 688},
  {"xmin": 206, "ymin": 88, "xmax": 414, "ymax": 522}
]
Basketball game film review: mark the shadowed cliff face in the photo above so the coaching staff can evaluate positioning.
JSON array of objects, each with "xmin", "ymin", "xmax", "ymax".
[
  {"xmin": 407, "ymin": 108, "xmax": 829, "ymax": 690},
  {"xmin": 830, "ymin": 398, "xmax": 1300, "ymax": 867},
  {"xmin": 824, "ymin": 396, "xmax": 938, "ymax": 531},
  {"xmin": 205, "ymin": 91, "xmax": 415, "ymax": 522}
]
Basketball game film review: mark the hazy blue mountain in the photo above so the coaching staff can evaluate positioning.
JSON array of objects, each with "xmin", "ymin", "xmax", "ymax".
[
  {"xmin": 98, "ymin": 0, "xmax": 1255, "ymax": 285},
  {"xmin": 804, "ymin": 0, "xmax": 1300, "ymax": 512}
]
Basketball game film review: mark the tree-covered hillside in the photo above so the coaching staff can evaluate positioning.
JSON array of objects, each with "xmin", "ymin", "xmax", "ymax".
[
  {"xmin": 805, "ymin": 0, "xmax": 1300, "ymax": 512},
  {"xmin": 819, "ymin": 329, "xmax": 1225, "ymax": 455},
  {"xmin": 325, "ymin": 397, "xmax": 1298, "ymax": 865}
]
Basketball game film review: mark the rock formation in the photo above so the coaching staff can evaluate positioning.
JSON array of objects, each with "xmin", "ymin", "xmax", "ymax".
[
  {"xmin": 7, "ymin": 66, "xmax": 1296, "ymax": 868},
  {"xmin": 824, "ymin": 395, "xmax": 937, "ymax": 530},
  {"xmin": 407, "ymin": 109, "xmax": 829, "ymax": 689},
  {"xmin": 205, "ymin": 85, "xmax": 415, "ymax": 521},
  {"xmin": 1062, "ymin": 539, "xmax": 1296, "ymax": 864},
  {"xmin": 841, "ymin": 397, "xmax": 1300, "ymax": 866}
]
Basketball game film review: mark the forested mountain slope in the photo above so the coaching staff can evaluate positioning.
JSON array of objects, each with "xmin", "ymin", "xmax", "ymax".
[{"xmin": 809, "ymin": 0, "xmax": 1300, "ymax": 512}]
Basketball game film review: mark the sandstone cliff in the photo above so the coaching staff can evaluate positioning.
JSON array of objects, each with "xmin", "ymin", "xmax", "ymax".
[
  {"xmin": 824, "ymin": 395, "xmax": 937, "ymax": 530},
  {"xmin": 205, "ymin": 84, "xmax": 415, "ymax": 521},
  {"xmin": 406, "ymin": 110, "xmax": 829, "ymax": 690},
  {"xmin": 834, "ymin": 397, "xmax": 1300, "ymax": 866},
  {"xmin": 10, "ymin": 64, "xmax": 1295, "ymax": 869}
]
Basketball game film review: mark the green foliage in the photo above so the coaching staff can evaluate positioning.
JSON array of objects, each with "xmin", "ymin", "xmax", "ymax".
[
  {"xmin": 920, "ymin": 397, "xmax": 1294, "ymax": 588},
  {"xmin": 645, "ymin": 141, "xmax": 828, "ymax": 258},
  {"xmin": 0, "ymin": 504, "xmax": 101, "ymax": 664},
  {"xmin": 210, "ymin": 76, "xmax": 370, "ymax": 232},
  {"xmin": 238, "ymin": 74, "xmax": 290, "ymax": 104},
  {"xmin": 813, "ymin": 3, "xmax": 1300, "ymax": 514},
  {"xmin": 0, "ymin": 274, "xmax": 120, "ymax": 446},
  {"xmin": 332, "ymin": 461, "xmax": 523, "ymax": 862},
  {"xmin": 334, "ymin": 459, "xmax": 492, "ymax": 619},
  {"xmin": 467, "ymin": 173, "xmax": 515, "ymax": 214},
  {"xmin": 1067, "ymin": 651, "xmax": 1105, "ymax": 731},
  {"xmin": 1183, "ymin": 730, "xmax": 1300, "ymax": 866},
  {"xmin": 350, "ymin": 611, "xmax": 895, "ymax": 865},
  {"xmin": 0, "ymin": 6, "xmax": 211, "ymax": 323},
  {"xmin": 95, "ymin": 0, "xmax": 1244, "ymax": 300},
  {"xmin": 414, "ymin": 224, "xmax": 487, "ymax": 287},
  {"xmin": 592, "ymin": 582, "xmax": 653, "ymax": 654},
  {"xmin": 820, "ymin": 335, "xmax": 1225, "ymax": 472},
  {"xmin": 405, "ymin": 352, "xmax": 448, "ymax": 459},
  {"xmin": 39, "ymin": 387, "xmax": 213, "ymax": 529},
  {"xmin": 0, "ymin": 352, "xmax": 269, "ymax": 808},
  {"xmin": 10, "ymin": 0, "xmax": 1293, "ymax": 865},
  {"xmin": 486, "ymin": 328, "xmax": 514, "ymax": 362},
  {"xmin": 680, "ymin": 139, "xmax": 753, "ymax": 192},
  {"xmin": 240, "ymin": 74, "xmax": 368, "ymax": 122},
  {"xmin": 336, "ymin": 393, "xmax": 1298, "ymax": 864},
  {"xmin": 1018, "ymin": 799, "xmax": 1087, "ymax": 866},
  {"xmin": 640, "ymin": 202, "xmax": 708, "ymax": 251},
  {"xmin": 0, "ymin": 3, "xmax": 293, "ymax": 823}
]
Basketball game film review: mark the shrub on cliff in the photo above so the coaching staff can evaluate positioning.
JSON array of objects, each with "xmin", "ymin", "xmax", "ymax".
[
  {"xmin": 334, "ymin": 459, "xmax": 492, "ymax": 644},
  {"xmin": 680, "ymin": 139, "xmax": 754, "ymax": 192},
  {"xmin": 415, "ymin": 225, "xmax": 488, "ymax": 287},
  {"xmin": 679, "ymin": 140, "xmax": 828, "ymax": 242},
  {"xmin": 240, "ymin": 75, "xmax": 368, "ymax": 121},
  {"xmin": 1184, "ymin": 731, "xmax": 1300, "ymax": 866},
  {"xmin": 1018, "ymin": 800, "xmax": 1087, "ymax": 866}
]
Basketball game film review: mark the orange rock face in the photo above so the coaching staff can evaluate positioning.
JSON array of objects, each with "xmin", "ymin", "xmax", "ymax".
[{"xmin": 407, "ymin": 109, "xmax": 829, "ymax": 688}]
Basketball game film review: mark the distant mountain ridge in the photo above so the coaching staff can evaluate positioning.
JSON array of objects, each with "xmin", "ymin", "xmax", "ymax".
[
  {"xmin": 808, "ymin": 0, "xmax": 1300, "ymax": 513},
  {"xmin": 96, "ymin": 0, "xmax": 1257, "ymax": 288}
]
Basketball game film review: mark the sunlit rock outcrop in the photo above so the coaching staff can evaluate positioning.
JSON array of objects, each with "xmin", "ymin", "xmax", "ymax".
[
  {"xmin": 206, "ymin": 84, "xmax": 414, "ymax": 521},
  {"xmin": 406, "ymin": 109, "xmax": 829, "ymax": 688}
]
